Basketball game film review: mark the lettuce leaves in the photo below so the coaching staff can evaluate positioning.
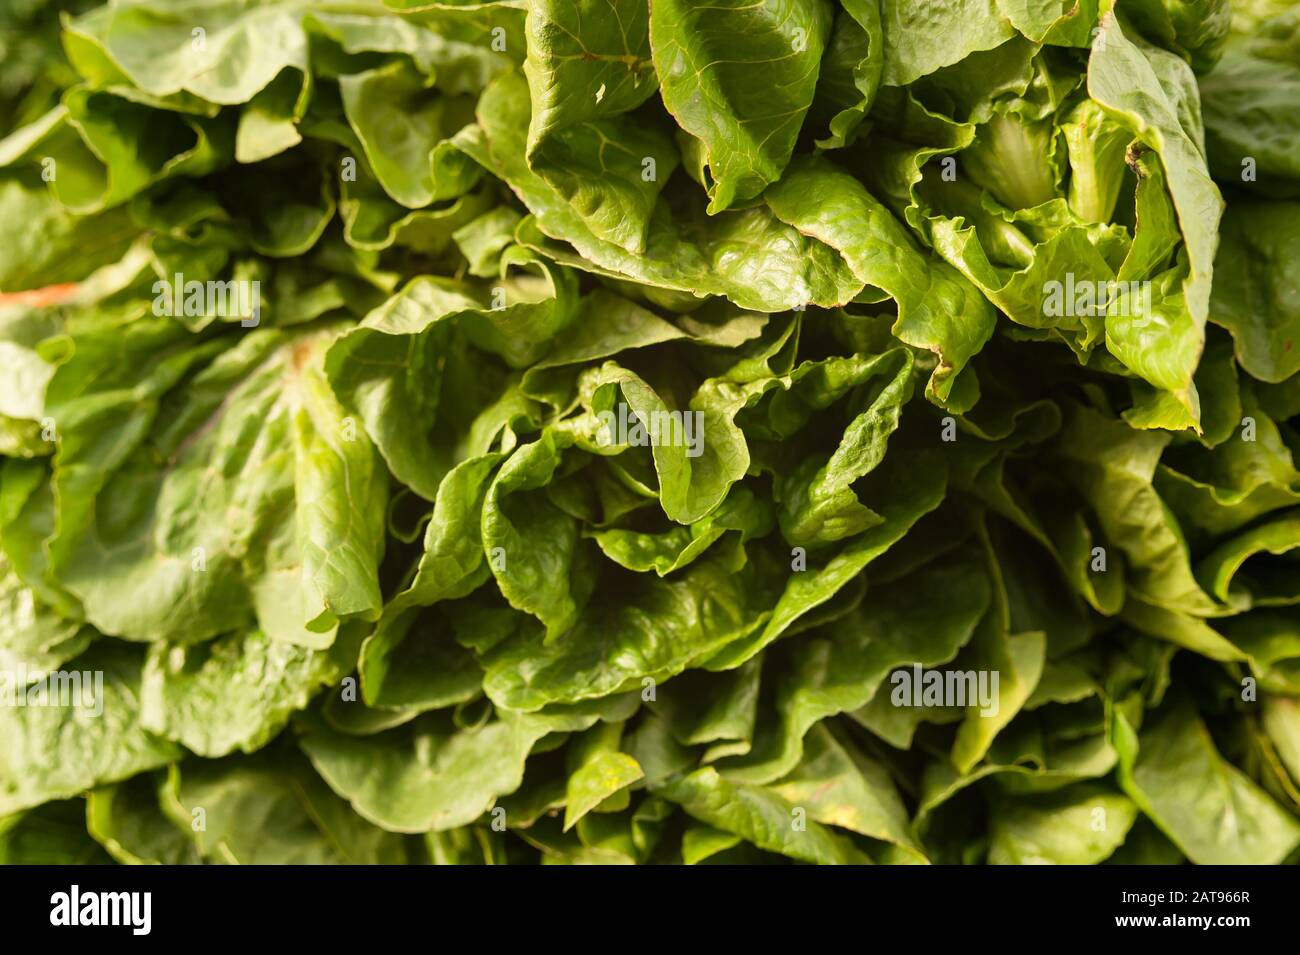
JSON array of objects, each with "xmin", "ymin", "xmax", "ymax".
[{"xmin": 1, "ymin": 0, "xmax": 1298, "ymax": 866}]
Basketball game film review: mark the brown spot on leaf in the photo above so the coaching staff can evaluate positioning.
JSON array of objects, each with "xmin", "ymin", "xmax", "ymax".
[
  {"xmin": 292, "ymin": 339, "xmax": 315, "ymax": 371},
  {"xmin": 0, "ymin": 283, "xmax": 80, "ymax": 307}
]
